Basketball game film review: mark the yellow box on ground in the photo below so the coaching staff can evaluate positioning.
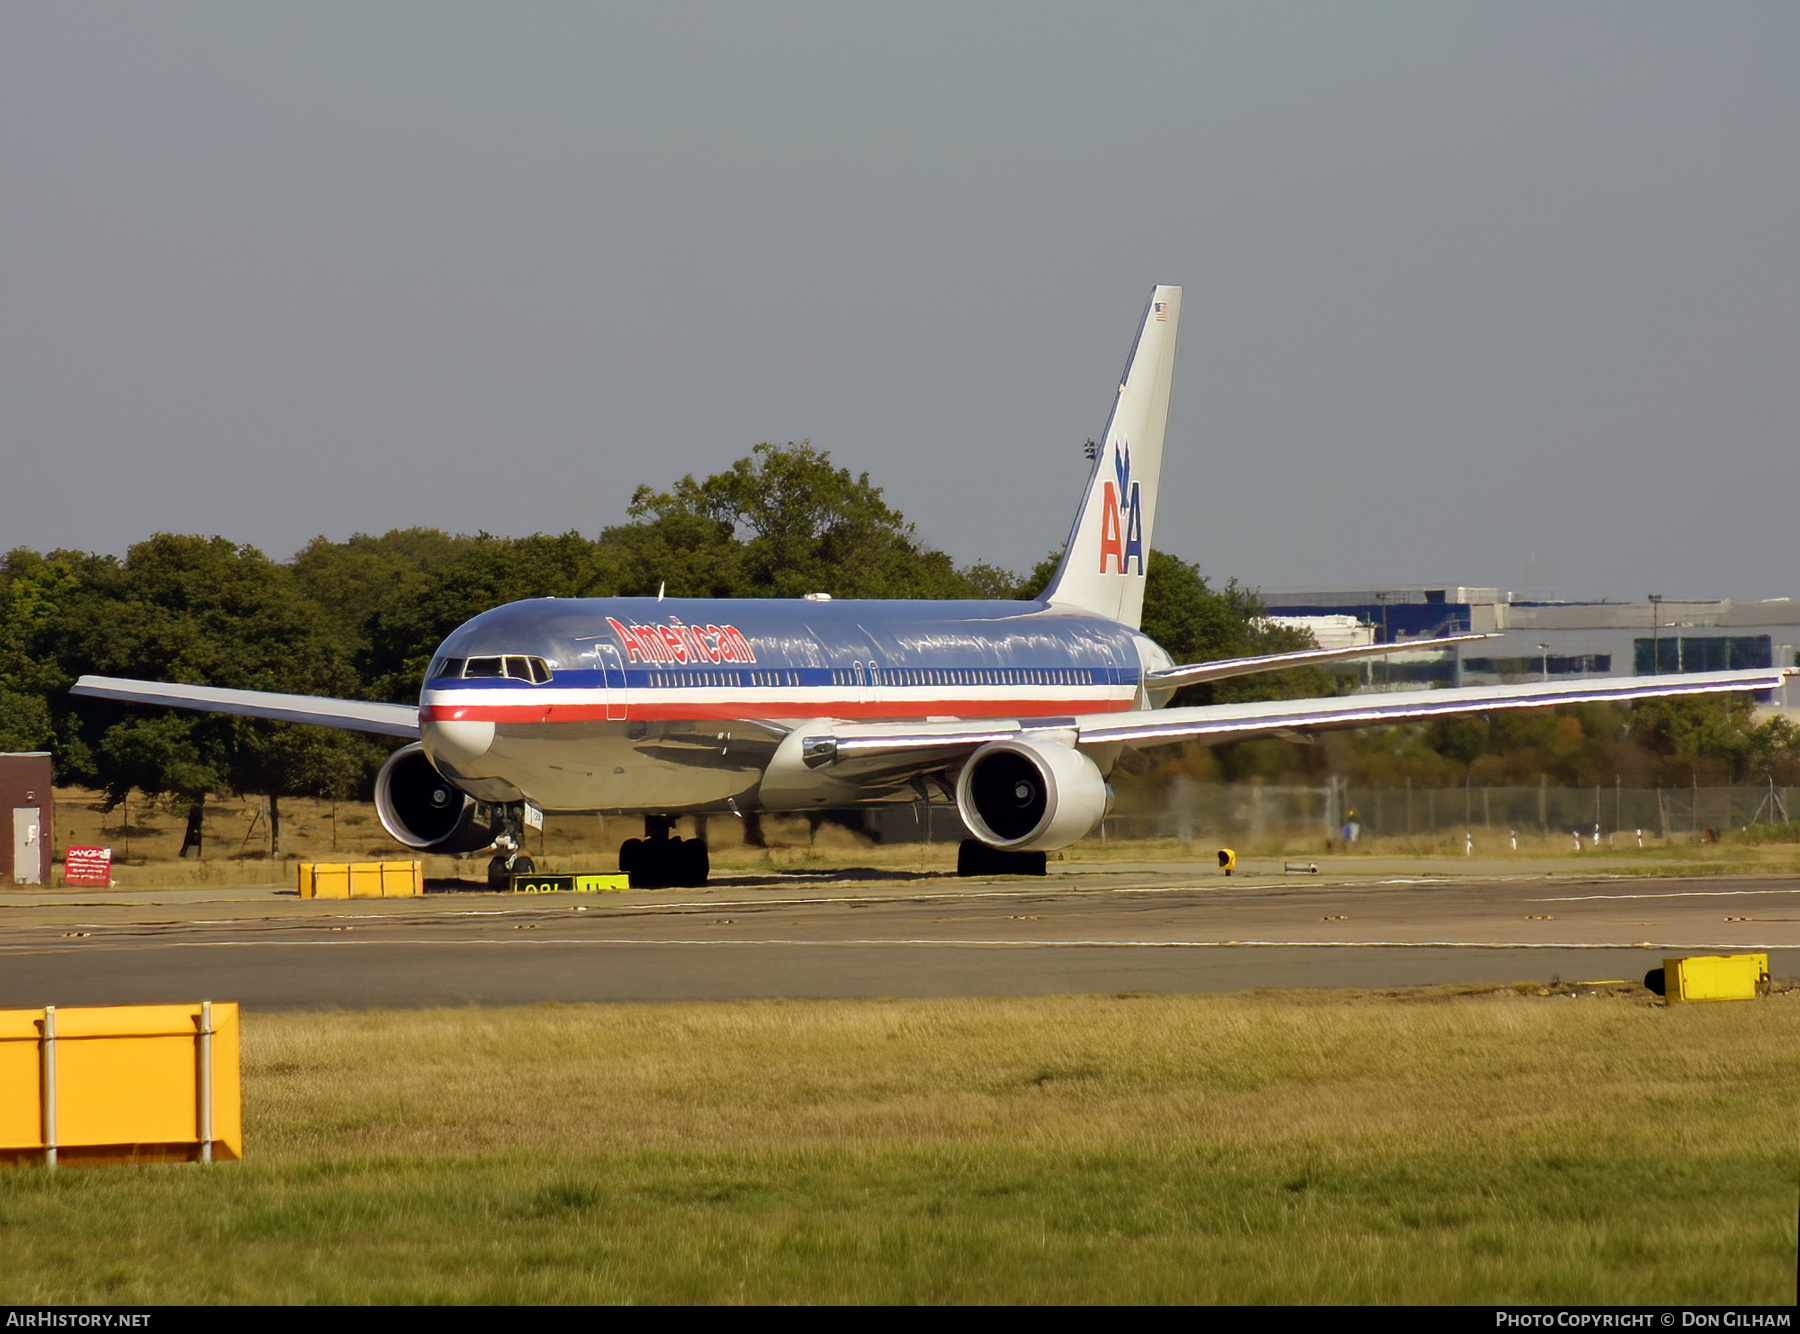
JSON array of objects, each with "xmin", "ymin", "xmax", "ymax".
[
  {"xmin": 0, "ymin": 1002, "xmax": 241, "ymax": 1166},
  {"xmin": 0, "ymin": 1008, "xmax": 43, "ymax": 1152},
  {"xmin": 297, "ymin": 860, "xmax": 422, "ymax": 898},
  {"xmin": 1664, "ymin": 953, "xmax": 1768, "ymax": 1003}
]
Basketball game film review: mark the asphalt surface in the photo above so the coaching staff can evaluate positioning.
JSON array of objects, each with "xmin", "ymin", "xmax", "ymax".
[{"xmin": 3, "ymin": 859, "xmax": 1796, "ymax": 1009}]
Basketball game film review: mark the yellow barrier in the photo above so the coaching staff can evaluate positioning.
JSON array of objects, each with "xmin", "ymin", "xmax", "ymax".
[
  {"xmin": 297, "ymin": 860, "xmax": 423, "ymax": 898},
  {"xmin": 0, "ymin": 1002, "xmax": 241, "ymax": 1167},
  {"xmin": 1663, "ymin": 953, "xmax": 1769, "ymax": 1003}
]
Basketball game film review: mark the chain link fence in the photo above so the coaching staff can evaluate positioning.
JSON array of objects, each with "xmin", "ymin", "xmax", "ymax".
[
  {"xmin": 1091, "ymin": 777, "xmax": 1797, "ymax": 849},
  {"xmin": 858, "ymin": 778, "xmax": 1797, "ymax": 851}
]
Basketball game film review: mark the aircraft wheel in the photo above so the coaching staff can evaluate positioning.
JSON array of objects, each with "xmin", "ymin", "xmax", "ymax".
[
  {"xmin": 956, "ymin": 839, "xmax": 992, "ymax": 877},
  {"xmin": 680, "ymin": 839, "xmax": 709, "ymax": 888},
  {"xmin": 487, "ymin": 855, "xmax": 512, "ymax": 889},
  {"xmin": 624, "ymin": 836, "xmax": 675, "ymax": 889},
  {"xmin": 957, "ymin": 839, "xmax": 1047, "ymax": 878},
  {"xmin": 511, "ymin": 855, "xmax": 535, "ymax": 877}
]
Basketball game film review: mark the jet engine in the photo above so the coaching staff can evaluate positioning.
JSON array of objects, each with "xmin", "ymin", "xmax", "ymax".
[
  {"xmin": 955, "ymin": 739, "xmax": 1112, "ymax": 852},
  {"xmin": 374, "ymin": 743, "xmax": 496, "ymax": 853}
]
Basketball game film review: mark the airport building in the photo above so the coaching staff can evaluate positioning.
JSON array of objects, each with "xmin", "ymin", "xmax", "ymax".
[{"xmin": 1261, "ymin": 587, "xmax": 1800, "ymax": 708}]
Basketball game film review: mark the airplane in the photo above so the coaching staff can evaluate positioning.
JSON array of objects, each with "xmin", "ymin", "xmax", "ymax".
[{"xmin": 74, "ymin": 285, "xmax": 1792, "ymax": 888}]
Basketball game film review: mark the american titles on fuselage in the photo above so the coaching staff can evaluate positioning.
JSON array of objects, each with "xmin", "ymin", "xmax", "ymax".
[{"xmin": 606, "ymin": 616, "xmax": 758, "ymax": 666}]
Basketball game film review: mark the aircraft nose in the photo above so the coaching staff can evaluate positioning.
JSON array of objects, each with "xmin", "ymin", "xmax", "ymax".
[{"xmin": 424, "ymin": 719, "xmax": 495, "ymax": 767}]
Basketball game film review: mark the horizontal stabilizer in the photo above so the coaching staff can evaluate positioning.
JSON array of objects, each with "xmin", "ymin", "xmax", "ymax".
[
  {"xmin": 1146, "ymin": 633, "xmax": 1496, "ymax": 691},
  {"xmin": 72, "ymin": 676, "xmax": 421, "ymax": 738}
]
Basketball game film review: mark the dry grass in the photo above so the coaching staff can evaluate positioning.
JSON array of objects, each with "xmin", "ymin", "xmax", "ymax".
[
  {"xmin": 2, "ymin": 989, "xmax": 1795, "ymax": 1303},
  {"xmin": 239, "ymin": 991, "xmax": 1795, "ymax": 1161},
  {"xmin": 48, "ymin": 783, "xmax": 1800, "ymax": 890},
  {"xmin": 46, "ymin": 785, "xmax": 964, "ymax": 885}
]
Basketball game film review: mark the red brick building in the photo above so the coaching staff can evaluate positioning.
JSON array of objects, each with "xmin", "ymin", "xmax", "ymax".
[{"xmin": 0, "ymin": 753, "xmax": 53, "ymax": 885}]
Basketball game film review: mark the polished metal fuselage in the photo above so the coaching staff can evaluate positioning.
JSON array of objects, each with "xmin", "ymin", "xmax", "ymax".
[{"xmin": 417, "ymin": 596, "xmax": 1164, "ymax": 813}]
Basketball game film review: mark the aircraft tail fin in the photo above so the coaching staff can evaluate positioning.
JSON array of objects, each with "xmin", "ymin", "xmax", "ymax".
[{"xmin": 1039, "ymin": 284, "xmax": 1181, "ymax": 629}]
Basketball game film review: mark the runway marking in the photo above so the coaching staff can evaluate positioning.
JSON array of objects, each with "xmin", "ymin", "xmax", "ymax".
[
  {"xmin": 4, "ymin": 936, "xmax": 1792, "ymax": 952},
  {"xmin": 1527, "ymin": 888, "xmax": 1800, "ymax": 902}
]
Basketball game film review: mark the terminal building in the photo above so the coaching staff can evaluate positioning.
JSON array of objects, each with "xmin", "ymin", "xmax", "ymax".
[{"xmin": 1260, "ymin": 587, "xmax": 1800, "ymax": 707}]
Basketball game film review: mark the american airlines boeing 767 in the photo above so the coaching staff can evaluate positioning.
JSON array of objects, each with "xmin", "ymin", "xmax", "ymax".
[{"xmin": 75, "ymin": 286, "xmax": 1790, "ymax": 886}]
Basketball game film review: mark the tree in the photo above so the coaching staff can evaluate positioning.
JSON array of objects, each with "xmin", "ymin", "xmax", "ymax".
[
  {"xmin": 52, "ymin": 535, "xmax": 368, "ymax": 852},
  {"xmin": 356, "ymin": 531, "xmax": 623, "ymax": 703},
  {"xmin": 0, "ymin": 548, "xmax": 89, "ymax": 753},
  {"xmin": 91, "ymin": 714, "xmax": 227, "ymax": 855},
  {"xmin": 622, "ymin": 441, "xmax": 985, "ymax": 600},
  {"xmin": 290, "ymin": 528, "xmax": 473, "ymax": 659},
  {"xmin": 1340, "ymin": 695, "xmax": 1800, "ymax": 790}
]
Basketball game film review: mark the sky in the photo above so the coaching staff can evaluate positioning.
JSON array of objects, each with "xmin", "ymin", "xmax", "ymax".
[{"xmin": 3, "ymin": 2, "xmax": 1796, "ymax": 603}]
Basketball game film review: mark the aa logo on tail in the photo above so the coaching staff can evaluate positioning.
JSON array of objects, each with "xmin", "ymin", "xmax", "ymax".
[{"xmin": 1097, "ymin": 441, "xmax": 1144, "ymax": 576}]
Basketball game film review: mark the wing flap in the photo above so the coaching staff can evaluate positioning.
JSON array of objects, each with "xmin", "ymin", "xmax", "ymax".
[{"xmin": 72, "ymin": 676, "xmax": 420, "ymax": 738}]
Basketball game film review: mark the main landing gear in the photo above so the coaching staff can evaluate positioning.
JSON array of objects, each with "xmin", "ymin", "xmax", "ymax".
[
  {"xmin": 619, "ymin": 815, "xmax": 709, "ymax": 889},
  {"xmin": 485, "ymin": 806, "xmax": 536, "ymax": 888},
  {"xmin": 956, "ymin": 839, "xmax": 1047, "ymax": 878}
]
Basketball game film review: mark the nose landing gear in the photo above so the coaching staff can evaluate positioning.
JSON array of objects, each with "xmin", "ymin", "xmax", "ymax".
[
  {"xmin": 485, "ymin": 847, "xmax": 536, "ymax": 888},
  {"xmin": 484, "ymin": 805, "xmax": 536, "ymax": 888}
]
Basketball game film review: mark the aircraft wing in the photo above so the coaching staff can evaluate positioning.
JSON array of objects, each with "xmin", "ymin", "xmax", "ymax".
[
  {"xmin": 71, "ymin": 676, "xmax": 421, "ymax": 739},
  {"xmin": 1078, "ymin": 666, "xmax": 1792, "ymax": 747},
  {"xmin": 800, "ymin": 667, "xmax": 1793, "ymax": 776},
  {"xmin": 1145, "ymin": 633, "xmax": 1495, "ymax": 691}
]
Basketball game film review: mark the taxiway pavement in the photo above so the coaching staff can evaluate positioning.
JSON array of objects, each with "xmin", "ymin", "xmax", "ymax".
[{"xmin": 2, "ymin": 863, "xmax": 1794, "ymax": 1009}]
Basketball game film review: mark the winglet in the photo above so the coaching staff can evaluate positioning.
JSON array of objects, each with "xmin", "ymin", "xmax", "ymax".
[{"xmin": 1039, "ymin": 285, "xmax": 1181, "ymax": 629}]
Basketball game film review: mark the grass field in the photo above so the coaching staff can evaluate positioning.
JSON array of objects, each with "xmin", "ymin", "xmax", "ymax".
[{"xmin": 2, "ymin": 988, "xmax": 1796, "ymax": 1304}]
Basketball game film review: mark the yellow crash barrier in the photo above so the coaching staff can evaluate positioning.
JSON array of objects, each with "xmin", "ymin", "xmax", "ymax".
[
  {"xmin": 1662, "ymin": 953, "xmax": 1769, "ymax": 1003},
  {"xmin": 0, "ymin": 1001, "xmax": 241, "ymax": 1167},
  {"xmin": 298, "ymin": 860, "xmax": 423, "ymax": 898}
]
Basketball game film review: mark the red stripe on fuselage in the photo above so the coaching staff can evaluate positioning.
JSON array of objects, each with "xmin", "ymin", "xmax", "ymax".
[{"xmin": 420, "ymin": 695, "xmax": 1132, "ymax": 725}]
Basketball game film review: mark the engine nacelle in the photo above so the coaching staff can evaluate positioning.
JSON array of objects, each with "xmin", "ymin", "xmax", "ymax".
[
  {"xmin": 955, "ymin": 739, "xmax": 1112, "ymax": 852},
  {"xmin": 374, "ymin": 743, "xmax": 495, "ymax": 853}
]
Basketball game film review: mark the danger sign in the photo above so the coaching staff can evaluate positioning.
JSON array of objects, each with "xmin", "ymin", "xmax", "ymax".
[{"xmin": 64, "ymin": 846, "xmax": 112, "ymax": 887}]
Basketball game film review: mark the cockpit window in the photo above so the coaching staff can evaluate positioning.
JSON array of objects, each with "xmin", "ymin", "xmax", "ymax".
[
  {"xmin": 458, "ymin": 655, "xmax": 552, "ymax": 683},
  {"xmin": 428, "ymin": 657, "xmax": 465, "ymax": 680}
]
